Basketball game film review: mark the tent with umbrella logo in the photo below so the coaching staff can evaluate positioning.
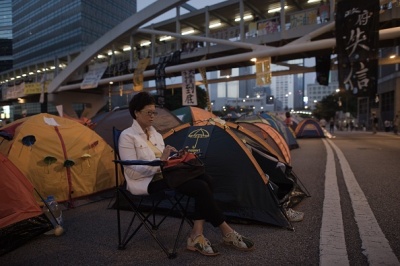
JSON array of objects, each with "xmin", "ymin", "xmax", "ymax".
[
  {"xmin": 172, "ymin": 106, "xmax": 217, "ymax": 126},
  {"xmin": 163, "ymin": 122, "xmax": 308, "ymax": 228}
]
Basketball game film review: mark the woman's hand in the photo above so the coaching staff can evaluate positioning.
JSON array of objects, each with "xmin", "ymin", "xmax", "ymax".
[{"xmin": 160, "ymin": 145, "xmax": 178, "ymax": 161}]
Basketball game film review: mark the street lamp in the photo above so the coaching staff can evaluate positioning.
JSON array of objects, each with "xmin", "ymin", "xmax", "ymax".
[{"xmin": 108, "ymin": 81, "xmax": 113, "ymax": 111}]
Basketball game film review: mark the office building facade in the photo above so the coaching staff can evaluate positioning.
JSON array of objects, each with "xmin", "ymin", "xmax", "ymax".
[
  {"xmin": 12, "ymin": 0, "xmax": 137, "ymax": 68},
  {"xmin": 0, "ymin": 0, "xmax": 12, "ymax": 73},
  {"xmin": 1, "ymin": 0, "xmax": 136, "ymax": 119},
  {"xmin": 307, "ymin": 70, "xmax": 339, "ymax": 110}
]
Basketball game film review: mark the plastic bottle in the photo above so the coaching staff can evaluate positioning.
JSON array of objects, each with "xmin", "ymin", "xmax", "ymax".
[{"xmin": 42, "ymin": 195, "xmax": 63, "ymax": 234}]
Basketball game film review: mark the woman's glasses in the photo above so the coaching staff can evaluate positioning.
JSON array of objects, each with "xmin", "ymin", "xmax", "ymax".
[{"xmin": 141, "ymin": 110, "xmax": 158, "ymax": 116}]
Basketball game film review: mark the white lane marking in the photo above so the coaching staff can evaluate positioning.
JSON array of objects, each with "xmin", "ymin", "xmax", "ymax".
[
  {"xmin": 320, "ymin": 139, "xmax": 349, "ymax": 266},
  {"xmin": 327, "ymin": 139, "xmax": 400, "ymax": 265}
]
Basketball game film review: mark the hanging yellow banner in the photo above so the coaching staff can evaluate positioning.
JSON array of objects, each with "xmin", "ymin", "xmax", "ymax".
[
  {"xmin": 24, "ymin": 81, "xmax": 50, "ymax": 94},
  {"xmin": 133, "ymin": 58, "xmax": 150, "ymax": 91},
  {"xmin": 255, "ymin": 57, "xmax": 272, "ymax": 86}
]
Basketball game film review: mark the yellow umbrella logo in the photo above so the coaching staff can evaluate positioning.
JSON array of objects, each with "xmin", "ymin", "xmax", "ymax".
[{"xmin": 188, "ymin": 128, "xmax": 210, "ymax": 148}]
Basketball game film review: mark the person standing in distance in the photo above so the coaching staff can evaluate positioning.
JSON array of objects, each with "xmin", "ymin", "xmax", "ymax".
[{"xmin": 371, "ymin": 113, "xmax": 378, "ymax": 134}]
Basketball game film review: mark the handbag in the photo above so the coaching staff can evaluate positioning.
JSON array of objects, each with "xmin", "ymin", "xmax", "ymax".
[{"xmin": 162, "ymin": 152, "xmax": 205, "ymax": 188}]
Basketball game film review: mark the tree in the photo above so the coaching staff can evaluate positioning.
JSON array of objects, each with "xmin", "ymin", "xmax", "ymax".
[
  {"xmin": 312, "ymin": 89, "xmax": 357, "ymax": 120},
  {"xmin": 312, "ymin": 94, "xmax": 338, "ymax": 120}
]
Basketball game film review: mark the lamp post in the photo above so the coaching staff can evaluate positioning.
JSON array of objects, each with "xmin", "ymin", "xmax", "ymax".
[
  {"xmin": 108, "ymin": 81, "xmax": 113, "ymax": 111},
  {"xmin": 357, "ymin": 97, "xmax": 369, "ymax": 131}
]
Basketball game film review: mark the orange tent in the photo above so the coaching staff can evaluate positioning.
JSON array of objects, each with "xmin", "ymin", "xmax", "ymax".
[
  {"xmin": 172, "ymin": 106, "xmax": 216, "ymax": 126},
  {"xmin": 0, "ymin": 153, "xmax": 52, "ymax": 256},
  {"xmin": 0, "ymin": 113, "xmax": 119, "ymax": 206},
  {"xmin": 0, "ymin": 153, "xmax": 43, "ymax": 228},
  {"xmin": 237, "ymin": 122, "xmax": 291, "ymax": 165},
  {"xmin": 295, "ymin": 118, "xmax": 325, "ymax": 138}
]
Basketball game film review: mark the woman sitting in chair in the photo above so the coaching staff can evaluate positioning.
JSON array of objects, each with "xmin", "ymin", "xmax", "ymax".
[{"xmin": 118, "ymin": 92, "xmax": 254, "ymax": 256}]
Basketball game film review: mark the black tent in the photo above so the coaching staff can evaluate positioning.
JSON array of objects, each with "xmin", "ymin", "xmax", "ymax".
[
  {"xmin": 92, "ymin": 106, "xmax": 183, "ymax": 147},
  {"xmin": 225, "ymin": 123, "xmax": 309, "ymax": 207},
  {"xmin": 163, "ymin": 123, "xmax": 292, "ymax": 228}
]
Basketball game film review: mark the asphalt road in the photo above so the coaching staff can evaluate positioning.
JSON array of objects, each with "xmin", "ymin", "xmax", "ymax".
[{"xmin": 2, "ymin": 130, "xmax": 400, "ymax": 266}]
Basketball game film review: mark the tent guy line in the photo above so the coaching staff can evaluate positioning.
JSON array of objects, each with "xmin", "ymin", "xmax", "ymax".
[{"xmin": 324, "ymin": 139, "xmax": 400, "ymax": 265}]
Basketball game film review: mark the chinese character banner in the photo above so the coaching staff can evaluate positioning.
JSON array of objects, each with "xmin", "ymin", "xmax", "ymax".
[
  {"xmin": 336, "ymin": 0, "xmax": 379, "ymax": 94},
  {"xmin": 182, "ymin": 69, "xmax": 197, "ymax": 106}
]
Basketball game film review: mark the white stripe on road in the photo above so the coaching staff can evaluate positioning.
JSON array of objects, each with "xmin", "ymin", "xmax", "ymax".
[
  {"xmin": 320, "ymin": 139, "xmax": 349, "ymax": 266},
  {"xmin": 327, "ymin": 139, "xmax": 400, "ymax": 265}
]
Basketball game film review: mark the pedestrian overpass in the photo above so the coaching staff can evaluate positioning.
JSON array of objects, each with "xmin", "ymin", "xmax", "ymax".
[{"xmin": 2, "ymin": 0, "xmax": 400, "ymax": 118}]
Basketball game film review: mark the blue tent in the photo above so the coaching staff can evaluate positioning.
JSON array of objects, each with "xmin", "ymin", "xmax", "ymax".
[
  {"xmin": 259, "ymin": 113, "xmax": 299, "ymax": 149},
  {"xmin": 295, "ymin": 118, "xmax": 325, "ymax": 138}
]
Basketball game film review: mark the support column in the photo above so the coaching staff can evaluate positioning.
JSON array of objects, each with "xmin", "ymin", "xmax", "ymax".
[
  {"xmin": 129, "ymin": 35, "xmax": 134, "ymax": 68},
  {"xmin": 239, "ymin": 0, "xmax": 245, "ymax": 42},
  {"xmin": 280, "ymin": 0, "xmax": 286, "ymax": 38},
  {"xmin": 40, "ymin": 62, "xmax": 48, "ymax": 113},
  {"xmin": 151, "ymin": 29, "xmax": 156, "ymax": 65},
  {"xmin": 176, "ymin": 6, "xmax": 181, "ymax": 51},
  {"xmin": 205, "ymin": 7, "xmax": 210, "ymax": 53},
  {"xmin": 330, "ymin": 0, "xmax": 335, "ymax": 23}
]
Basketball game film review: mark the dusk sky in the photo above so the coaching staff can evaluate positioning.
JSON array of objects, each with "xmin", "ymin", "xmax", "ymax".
[
  {"xmin": 138, "ymin": 0, "xmax": 226, "ymax": 25},
  {"xmin": 137, "ymin": 0, "xmax": 316, "ymax": 85}
]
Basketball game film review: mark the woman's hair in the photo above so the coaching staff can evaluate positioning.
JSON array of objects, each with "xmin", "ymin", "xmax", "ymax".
[{"xmin": 129, "ymin": 92, "xmax": 156, "ymax": 119}]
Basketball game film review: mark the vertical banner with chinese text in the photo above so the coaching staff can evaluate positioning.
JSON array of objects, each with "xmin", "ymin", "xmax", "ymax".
[
  {"xmin": 155, "ymin": 56, "xmax": 169, "ymax": 94},
  {"xmin": 336, "ymin": 0, "xmax": 379, "ymax": 94},
  {"xmin": 155, "ymin": 51, "xmax": 181, "ymax": 106},
  {"xmin": 182, "ymin": 69, "xmax": 197, "ymax": 106}
]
